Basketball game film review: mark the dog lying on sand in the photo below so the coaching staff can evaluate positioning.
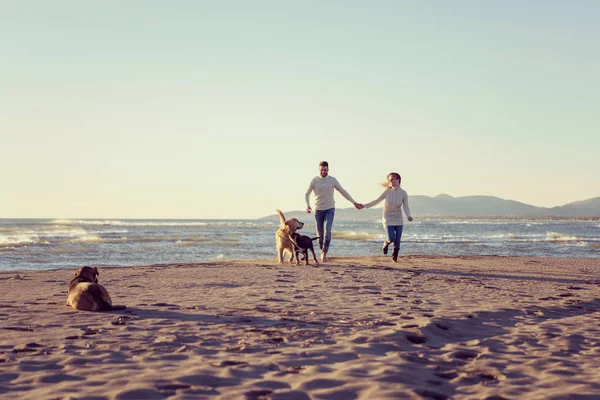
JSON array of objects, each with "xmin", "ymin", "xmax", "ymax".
[
  {"xmin": 67, "ymin": 266, "xmax": 126, "ymax": 311},
  {"xmin": 289, "ymin": 232, "xmax": 320, "ymax": 266},
  {"xmin": 275, "ymin": 209, "xmax": 304, "ymax": 264}
]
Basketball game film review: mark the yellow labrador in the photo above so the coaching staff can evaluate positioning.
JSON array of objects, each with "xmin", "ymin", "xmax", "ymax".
[
  {"xmin": 275, "ymin": 209, "xmax": 304, "ymax": 264},
  {"xmin": 66, "ymin": 266, "xmax": 126, "ymax": 311}
]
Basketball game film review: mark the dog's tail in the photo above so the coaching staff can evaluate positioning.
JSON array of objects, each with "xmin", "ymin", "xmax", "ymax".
[
  {"xmin": 311, "ymin": 237, "xmax": 320, "ymax": 241},
  {"xmin": 276, "ymin": 209, "xmax": 286, "ymax": 227}
]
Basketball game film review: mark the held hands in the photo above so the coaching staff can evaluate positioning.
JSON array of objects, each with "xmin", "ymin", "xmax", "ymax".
[{"xmin": 354, "ymin": 203, "xmax": 365, "ymax": 210}]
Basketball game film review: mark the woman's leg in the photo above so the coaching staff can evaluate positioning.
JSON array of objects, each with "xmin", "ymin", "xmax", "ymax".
[
  {"xmin": 383, "ymin": 225, "xmax": 395, "ymax": 255},
  {"xmin": 392, "ymin": 225, "xmax": 404, "ymax": 262},
  {"xmin": 392, "ymin": 225, "xmax": 403, "ymax": 250}
]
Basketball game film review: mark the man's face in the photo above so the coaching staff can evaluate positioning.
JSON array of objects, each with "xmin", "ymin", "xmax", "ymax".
[{"xmin": 319, "ymin": 165, "xmax": 329, "ymax": 177}]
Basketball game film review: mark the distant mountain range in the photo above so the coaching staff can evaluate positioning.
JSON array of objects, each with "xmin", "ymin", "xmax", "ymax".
[{"xmin": 262, "ymin": 195, "xmax": 600, "ymax": 220}]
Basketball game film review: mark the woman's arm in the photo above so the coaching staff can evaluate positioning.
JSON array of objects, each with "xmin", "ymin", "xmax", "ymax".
[{"xmin": 363, "ymin": 190, "xmax": 387, "ymax": 209}]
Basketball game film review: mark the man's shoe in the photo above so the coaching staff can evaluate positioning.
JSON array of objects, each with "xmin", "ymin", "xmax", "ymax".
[{"xmin": 382, "ymin": 241, "xmax": 390, "ymax": 255}]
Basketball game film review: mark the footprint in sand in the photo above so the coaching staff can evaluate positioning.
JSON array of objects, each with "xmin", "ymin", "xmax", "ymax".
[
  {"xmin": 434, "ymin": 370, "xmax": 458, "ymax": 380},
  {"xmin": 452, "ymin": 349, "xmax": 479, "ymax": 360},
  {"xmin": 300, "ymin": 378, "xmax": 345, "ymax": 390},
  {"xmin": 406, "ymin": 332, "xmax": 427, "ymax": 344},
  {"xmin": 156, "ymin": 383, "xmax": 191, "ymax": 396},
  {"xmin": 415, "ymin": 389, "xmax": 447, "ymax": 400},
  {"xmin": 36, "ymin": 373, "xmax": 85, "ymax": 384},
  {"xmin": 435, "ymin": 322, "xmax": 451, "ymax": 331},
  {"xmin": 245, "ymin": 389, "xmax": 273, "ymax": 399},
  {"xmin": 114, "ymin": 388, "xmax": 165, "ymax": 400},
  {"xmin": 558, "ymin": 292, "xmax": 575, "ymax": 297},
  {"xmin": 13, "ymin": 343, "xmax": 45, "ymax": 353}
]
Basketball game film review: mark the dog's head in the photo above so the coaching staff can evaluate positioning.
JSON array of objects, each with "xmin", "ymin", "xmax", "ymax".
[
  {"xmin": 276, "ymin": 209, "xmax": 304, "ymax": 233},
  {"xmin": 286, "ymin": 218, "xmax": 304, "ymax": 233},
  {"xmin": 74, "ymin": 266, "xmax": 99, "ymax": 283}
]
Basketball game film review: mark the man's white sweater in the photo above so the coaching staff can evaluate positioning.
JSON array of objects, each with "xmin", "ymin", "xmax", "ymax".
[{"xmin": 305, "ymin": 175, "xmax": 356, "ymax": 211}]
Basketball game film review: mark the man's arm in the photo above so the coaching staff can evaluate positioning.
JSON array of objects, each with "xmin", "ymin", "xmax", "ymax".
[
  {"xmin": 305, "ymin": 179, "xmax": 314, "ymax": 213},
  {"xmin": 333, "ymin": 178, "xmax": 357, "ymax": 205}
]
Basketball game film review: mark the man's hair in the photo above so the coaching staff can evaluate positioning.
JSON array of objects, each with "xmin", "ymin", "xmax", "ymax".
[{"xmin": 319, "ymin": 161, "xmax": 329, "ymax": 168}]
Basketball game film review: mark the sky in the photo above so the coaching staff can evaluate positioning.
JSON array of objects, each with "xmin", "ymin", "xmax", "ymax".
[{"xmin": 2, "ymin": 1, "xmax": 599, "ymax": 219}]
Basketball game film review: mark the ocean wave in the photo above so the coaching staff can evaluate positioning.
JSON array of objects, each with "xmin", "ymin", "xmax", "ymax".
[
  {"xmin": 71, "ymin": 235, "xmax": 104, "ymax": 243},
  {"xmin": 48, "ymin": 219, "xmax": 275, "ymax": 228},
  {"xmin": 438, "ymin": 220, "xmax": 543, "ymax": 225},
  {"xmin": 332, "ymin": 231, "xmax": 380, "ymax": 241},
  {"xmin": 49, "ymin": 219, "xmax": 210, "ymax": 227},
  {"xmin": 409, "ymin": 238, "xmax": 480, "ymax": 244},
  {"xmin": 0, "ymin": 234, "xmax": 51, "ymax": 247},
  {"xmin": 545, "ymin": 232, "xmax": 579, "ymax": 241},
  {"xmin": 175, "ymin": 237, "xmax": 213, "ymax": 246},
  {"xmin": 0, "ymin": 234, "xmax": 36, "ymax": 246}
]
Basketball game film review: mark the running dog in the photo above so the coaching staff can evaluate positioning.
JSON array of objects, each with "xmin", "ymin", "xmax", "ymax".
[
  {"xmin": 67, "ymin": 266, "xmax": 126, "ymax": 311},
  {"xmin": 289, "ymin": 232, "xmax": 320, "ymax": 266},
  {"xmin": 275, "ymin": 209, "xmax": 304, "ymax": 264}
]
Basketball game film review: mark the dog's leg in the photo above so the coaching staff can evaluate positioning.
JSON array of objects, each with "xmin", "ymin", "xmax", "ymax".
[
  {"xmin": 288, "ymin": 235, "xmax": 299, "ymax": 265},
  {"xmin": 310, "ymin": 248, "xmax": 319, "ymax": 265},
  {"xmin": 278, "ymin": 247, "xmax": 284, "ymax": 264}
]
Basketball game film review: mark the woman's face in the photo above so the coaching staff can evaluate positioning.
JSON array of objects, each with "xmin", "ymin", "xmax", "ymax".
[{"xmin": 388, "ymin": 174, "xmax": 400, "ymax": 188}]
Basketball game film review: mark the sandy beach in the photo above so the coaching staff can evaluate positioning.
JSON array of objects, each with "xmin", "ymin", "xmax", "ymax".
[{"xmin": 1, "ymin": 255, "xmax": 599, "ymax": 399}]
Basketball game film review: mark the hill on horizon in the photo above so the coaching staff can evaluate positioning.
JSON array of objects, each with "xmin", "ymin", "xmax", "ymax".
[{"xmin": 262, "ymin": 195, "xmax": 600, "ymax": 220}]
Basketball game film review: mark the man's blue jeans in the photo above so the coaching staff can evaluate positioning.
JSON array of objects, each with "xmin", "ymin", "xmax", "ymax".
[
  {"xmin": 386, "ymin": 225, "xmax": 404, "ymax": 250},
  {"xmin": 315, "ymin": 208, "xmax": 335, "ymax": 253}
]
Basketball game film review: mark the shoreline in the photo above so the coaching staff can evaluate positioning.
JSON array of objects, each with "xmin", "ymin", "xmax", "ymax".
[{"xmin": 1, "ymin": 256, "xmax": 599, "ymax": 399}]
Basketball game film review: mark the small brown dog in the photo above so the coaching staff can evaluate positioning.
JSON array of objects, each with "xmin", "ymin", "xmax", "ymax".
[
  {"xmin": 275, "ymin": 209, "xmax": 304, "ymax": 264},
  {"xmin": 66, "ymin": 266, "xmax": 126, "ymax": 311}
]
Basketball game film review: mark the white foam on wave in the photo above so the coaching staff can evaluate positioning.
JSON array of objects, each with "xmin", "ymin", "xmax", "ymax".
[
  {"xmin": 0, "ymin": 226, "xmax": 96, "ymax": 246},
  {"xmin": 545, "ymin": 232, "xmax": 578, "ymax": 241},
  {"xmin": 49, "ymin": 219, "xmax": 278, "ymax": 228},
  {"xmin": 0, "ymin": 234, "xmax": 37, "ymax": 246},
  {"xmin": 332, "ymin": 231, "xmax": 380, "ymax": 241},
  {"xmin": 72, "ymin": 235, "xmax": 104, "ymax": 243},
  {"xmin": 50, "ymin": 219, "xmax": 209, "ymax": 227},
  {"xmin": 438, "ymin": 220, "xmax": 542, "ymax": 225}
]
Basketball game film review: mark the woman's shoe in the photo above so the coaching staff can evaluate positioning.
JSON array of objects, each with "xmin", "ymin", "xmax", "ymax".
[
  {"xmin": 392, "ymin": 248, "xmax": 399, "ymax": 262},
  {"xmin": 382, "ymin": 241, "xmax": 390, "ymax": 255}
]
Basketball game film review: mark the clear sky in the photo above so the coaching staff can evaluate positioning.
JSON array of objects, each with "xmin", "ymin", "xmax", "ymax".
[{"xmin": 2, "ymin": 1, "xmax": 599, "ymax": 219}]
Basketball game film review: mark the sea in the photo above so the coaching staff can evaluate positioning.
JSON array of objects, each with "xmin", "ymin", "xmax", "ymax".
[{"xmin": 0, "ymin": 218, "xmax": 598, "ymax": 272}]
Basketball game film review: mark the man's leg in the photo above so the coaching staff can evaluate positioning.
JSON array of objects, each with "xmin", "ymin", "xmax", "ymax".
[
  {"xmin": 314, "ymin": 210, "xmax": 326, "ymax": 252},
  {"xmin": 322, "ymin": 208, "xmax": 335, "ymax": 261}
]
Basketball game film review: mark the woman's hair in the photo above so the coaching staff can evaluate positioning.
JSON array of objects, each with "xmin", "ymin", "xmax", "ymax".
[{"xmin": 380, "ymin": 172, "xmax": 401, "ymax": 188}]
